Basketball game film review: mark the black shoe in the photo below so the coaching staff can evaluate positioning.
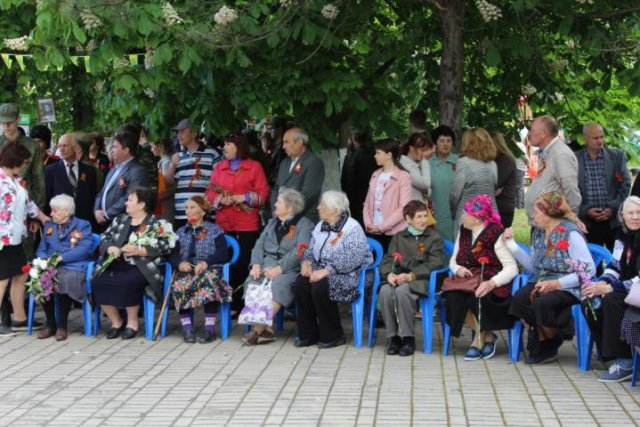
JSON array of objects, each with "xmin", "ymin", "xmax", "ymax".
[
  {"xmin": 183, "ymin": 330, "xmax": 196, "ymax": 344},
  {"xmin": 398, "ymin": 337, "xmax": 415, "ymax": 357},
  {"xmin": 294, "ymin": 337, "xmax": 318, "ymax": 347},
  {"xmin": 12, "ymin": 319, "xmax": 42, "ymax": 331},
  {"xmin": 197, "ymin": 330, "xmax": 216, "ymax": 343},
  {"xmin": 387, "ymin": 336, "xmax": 402, "ymax": 355},
  {"xmin": 106, "ymin": 324, "xmax": 125, "ymax": 339},
  {"xmin": 121, "ymin": 327, "xmax": 137, "ymax": 340},
  {"xmin": 318, "ymin": 335, "xmax": 346, "ymax": 349}
]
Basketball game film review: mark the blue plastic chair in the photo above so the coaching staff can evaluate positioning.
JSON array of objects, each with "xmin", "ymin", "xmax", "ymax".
[
  {"xmin": 90, "ymin": 261, "xmax": 172, "ymax": 340},
  {"xmin": 632, "ymin": 347, "xmax": 639, "ymax": 387},
  {"xmin": 28, "ymin": 233, "xmax": 100, "ymax": 337},
  {"xmin": 351, "ymin": 238, "xmax": 382, "ymax": 348},
  {"xmin": 442, "ymin": 240, "xmax": 530, "ymax": 357},
  {"xmin": 159, "ymin": 234, "xmax": 240, "ymax": 340}
]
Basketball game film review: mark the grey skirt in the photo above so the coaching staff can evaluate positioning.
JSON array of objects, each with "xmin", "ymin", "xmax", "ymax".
[{"xmin": 57, "ymin": 266, "xmax": 87, "ymax": 303}]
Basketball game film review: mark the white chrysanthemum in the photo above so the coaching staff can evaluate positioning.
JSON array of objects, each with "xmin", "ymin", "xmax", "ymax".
[
  {"xmin": 162, "ymin": 2, "xmax": 183, "ymax": 26},
  {"xmin": 144, "ymin": 88, "xmax": 156, "ymax": 99},
  {"xmin": 3, "ymin": 35, "xmax": 31, "ymax": 52},
  {"xmin": 475, "ymin": 0, "xmax": 502, "ymax": 23},
  {"xmin": 214, "ymin": 5, "xmax": 238, "ymax": 25},
  {"xmin": 321, "ymin": 3, "xmax": 339, "ymax": 20},
  {"xmin": 144, "ymin": 47, "xmax": 154, "ymax": 70},
  {"xmin": 521, "ymin": 84, "xmax": 537, "ymax": 96},
  {"xmin": 80, "ymin": 9, "xmax": 103, "ymax": 31}
]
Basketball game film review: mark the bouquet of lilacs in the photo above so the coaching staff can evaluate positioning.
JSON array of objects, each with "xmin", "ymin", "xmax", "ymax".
[
  {"xmin": 94, "ymin": 220, "xmax": 177, "ymax": 277},
  {"xmin": 565, "ymin": 259, "xmax": 599, "ymax": 321},
  {"xmin": 24, "ymin": 252, "xmax": 61, "ymax": 303}
]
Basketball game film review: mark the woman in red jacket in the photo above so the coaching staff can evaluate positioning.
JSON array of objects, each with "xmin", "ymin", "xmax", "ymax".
[{"xmin": 205, "ymin": 132, "xmax": 269, "ymax": 312}]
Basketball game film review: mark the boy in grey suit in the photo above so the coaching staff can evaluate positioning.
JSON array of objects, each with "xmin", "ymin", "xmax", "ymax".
[
  {"xmin": 270, "ymin": 128, "xmax": 325, "ymax": 223},
  {"xmin": 94, "ymin": 130, "xmax": 149, "ymax": 226}
]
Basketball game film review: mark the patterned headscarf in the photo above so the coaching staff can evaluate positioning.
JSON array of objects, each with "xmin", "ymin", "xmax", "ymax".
[
  {"xmin": 535, "ymin": 191, "xmax": 573, "ymax": 220},
  {"xmin": 463, "ymin": 194, "xmax": 501, "ymax": 226}
]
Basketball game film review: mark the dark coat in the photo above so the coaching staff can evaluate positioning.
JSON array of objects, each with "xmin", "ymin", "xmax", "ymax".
[
  {"xmin": 341, "ymin": 143, "xmax": 377, "ymax": 227},
  {"xmin": 380, "ymin": 227, "xmax": 445, "ymax": 296},
  {"xmin": 45, "ymin": 161, "xmax": 97, "ymax": 224},
  {"xmin": 94, "ymin": 159, "xmax": 149, "ymax": 220}
]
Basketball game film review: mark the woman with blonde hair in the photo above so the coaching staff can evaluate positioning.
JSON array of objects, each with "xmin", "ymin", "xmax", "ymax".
[
  {"xmin": 450, "ymin": 128, "xmax": 497, "ymax": 235},
  {"xmin": 490, "ymin": 132, "xmax": 518, "ymax": 227}
]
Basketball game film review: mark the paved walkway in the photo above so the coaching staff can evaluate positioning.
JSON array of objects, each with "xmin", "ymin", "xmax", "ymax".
[{"xmin": 0, "ymin": 310, "xmax": 638, "ymax": 426}]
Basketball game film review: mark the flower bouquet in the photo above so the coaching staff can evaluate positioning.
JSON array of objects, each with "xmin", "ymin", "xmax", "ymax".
[
  {"xmin": 24, "ymin": 252, "xmax": 61, "ymax": 303},
  {"xmin": 565, "ymin": 259, "xmax": 599, "ymax": 321},
  {"xmin": 94, "ymin": 220, "xmax": 177, "ymax": 277}
]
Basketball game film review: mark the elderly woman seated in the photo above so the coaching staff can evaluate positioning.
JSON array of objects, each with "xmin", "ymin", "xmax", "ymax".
[
  {"xmin": 170, "ymin": 196, "xmax": 232, "ymax": 344},
  {"xmin": 379, "ymin": 200, "xmax": 445, "ymax": 356},
  {"xmin": 92, "ymin": 187, "xmax": 174, "ymax": 340},
  {"xmin": 294, "ymin": 190, "xmax": 373, "ymax": 348},
  {"xmin": 586, "ymin": 196, "xmax": 640, "ymax": 382},
  {"xmin": 243, "ymin": 188, "xmax": 314, "ymax": 345},
  {"xmin": 505, "ymin": 191, "xmax": 595, "ymax": 365},
  {"xmin": 35, "ymin": 194, "xmax": 93, "ymax": 341},
  {"xmin": 444, "ymin": 194, "xmax": 518, "ymax": 361}
]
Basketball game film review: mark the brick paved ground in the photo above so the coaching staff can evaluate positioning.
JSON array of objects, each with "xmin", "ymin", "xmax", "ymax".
[{"xmin": 0, "ymin": 310, "xmax": 638, "ymax": 426}]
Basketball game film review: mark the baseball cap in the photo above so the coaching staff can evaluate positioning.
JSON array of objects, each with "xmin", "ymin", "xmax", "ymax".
[
  {"xmin": 171, "ymin": 118, "xmax": 191, "ymax": 131},
  {"xmin": 0, "ymin": 103, "xmax": 19, "ymax": 122}
]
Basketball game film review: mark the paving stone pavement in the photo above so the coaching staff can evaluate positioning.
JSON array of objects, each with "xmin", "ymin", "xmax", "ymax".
[{"xmin": 0, "ymin": 310, "xmax": 638, "ymax": 427}]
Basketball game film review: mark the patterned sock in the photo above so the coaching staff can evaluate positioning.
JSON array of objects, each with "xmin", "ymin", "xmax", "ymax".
[
  {"xmin": 180, "ymin": 313, "xmax": 193, "ymax": 333},
  {"xmin": 204, "ymin": 314, "xmax": 216, "ymax": 333}
]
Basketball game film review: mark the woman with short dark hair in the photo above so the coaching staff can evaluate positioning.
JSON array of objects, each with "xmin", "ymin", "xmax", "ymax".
[
  {"xmin": 0, "ymin": 143, "xmax": 50, "ymax": 336},
  {"xmin": 429, "ymin": 125, "xmax": 458, "ymax": 241},
  {"xmin": 400, "ymin": 132, "xmax": 434, "ymax": 203}
]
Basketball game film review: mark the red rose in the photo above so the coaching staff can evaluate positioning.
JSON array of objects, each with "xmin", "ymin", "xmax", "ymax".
[
  {"xmin": 392, "ymin": 252, "xmax": 404, "ymax": 263},
  {"xmin": 187, "ymin": 217, "xmax": 197, "ymax": 224},
  {"xmin": 297, "ymin": 243, "xmax": 309, "ymax": 258},
  {"xmin": 0, "ymin": 236, "xmax": 9, "ymax": 245},
  {"xmin": 21, "ymin": 265, "xmax": 31, "ymax": 274},
  {"xmin": 556, "ymin": 239, "xmax": 570, "ymax": 250},
  {"xmin": 478, "ymin": 256, "xmax": 490, "ymax": 265},
  {"xmin": 554, "ymin": 226, "xmax": 566, "ymax": 233},
  {"xmin": 159, "ymin": 226, "xmax": 165, "ymax": 234}
]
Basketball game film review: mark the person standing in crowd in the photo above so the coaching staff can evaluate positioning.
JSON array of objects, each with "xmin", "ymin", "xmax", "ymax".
[
  {"xmin": 31, "ymin": 125, "xmax": 59, "ymax": 167},
  {"xmin": 429, "ymin": 125, "xmax": 459, "ymax": 241},
  {"xmin": 94, "ymin": 130, "xmax": 149, "ymax": 228},
  {"xmin": 150, "ymin": 138, "xmax": 176, "ymax": 222},
  {"xmin": 45, "ymin": 133, "xmax": 97, "ymax": 224},
  {"xmin": 270, "ymin": 128, "xmax": 324, "ymax": 223},
  {"xmin": 378, "ymin": 201, "xmax": 445, "ymax": 357},
  {"xmin": 75, "ymin": 132, "xmax": 104, "ymax": 192},
  {"xmin": 265, "ymin": 116, "xmax": 290, "ymax": 186},
  {"xmin": 363, "ymin": 139, "xmax": 413, "ymax": 252},
  {"xmin": 525, "ymin": 115, "xmax": 582, "ymax": 222},
  {"xmin": 490, "ymin": 132, "xmax": 518, "ymax": 228},
  {"xmin": 87, "ymin": 131, "xmax": 110, "ymax": 178},
  {"xmin": 408, "ymin": 109, "xmax": 427, "ymax": 135},
  {"xmin": 577, "ymin": 123, "xmax": 631, "ymax": 251},
  {"xmin": 0, "ymin": 142, "xmax": 50, "ymax": 336},
  {"xmin": 400, "ymin": 132, "xmax": 434, "ymax": 203},
  {"xmin": 340, "ymin": 128, "xmax": 377, "ymax": 227},
  {"xmin": 168, "ymin": 118, "xmax": 221, "ymax": 229},
  {"xmin": 450, "ymin": 128, "xmax": 497, "ymax": 236},
  {"xmin": 244, "ymin": 129, "xmax": 270, "ymax": 176},
  {"xmin": 205, "ymin": 132, "xmax": 269, "ymax": 314},
  {"xmin": 136, "ymin": 124, "xmax": 159, "ymax": 196}
]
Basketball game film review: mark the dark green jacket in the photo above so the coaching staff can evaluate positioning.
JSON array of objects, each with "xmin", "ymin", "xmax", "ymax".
[
  {"xmin": 138, "ymin": 143, "xmax": 158, "ymax": 194},
  {"xmin": 380, "ymin": 227, "xmax": 445, "ymax": 295},
  {"xmin": 0, "ymin": 134, "xmax": 45, "ymax": 209}
]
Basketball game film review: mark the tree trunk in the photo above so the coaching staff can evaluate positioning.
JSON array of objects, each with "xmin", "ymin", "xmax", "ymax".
[
  {"xmin": 438, "ymin": 0, "xmax": 464, "ymax": 148},
  {"xmin": 71, "ymin": 68, "xmax": 94, "ymax": 130}
]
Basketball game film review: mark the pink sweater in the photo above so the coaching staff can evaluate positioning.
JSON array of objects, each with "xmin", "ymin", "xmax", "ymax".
[{"xmin": 363, "ymin": 168, "xmax": 413, "ymax": 236}]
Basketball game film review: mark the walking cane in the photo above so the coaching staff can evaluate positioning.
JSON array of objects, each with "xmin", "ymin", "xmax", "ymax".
[{"xmin": 153, "ymin": 270, "xmax": 176, "ymax": 341}]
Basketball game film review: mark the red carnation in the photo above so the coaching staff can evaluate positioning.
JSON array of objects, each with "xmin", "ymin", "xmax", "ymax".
[
  {"xmin": 297, "ymin": 243, "xmax": 309, "ymax": 258},
  {"xmin": 478, "ymin": 256, "xmax": 490, "ymax": 265},
  {"xmin": 392, "ymin": 252, "xmax": 404, "ymax": 263},
  {"xmin": 21, "ymin": 265, "xmax": 31, "ymax": 274},
  {"xmin": 554, "ymin": 225, "xmax": 566, "ymax": 233},
  {"xmin": 556, "ymin": 239, "xmax": 570, "ymax": 250},
  {"xmin": 187, "ymin": 217, "xmax": 197, "ymax": 224}
]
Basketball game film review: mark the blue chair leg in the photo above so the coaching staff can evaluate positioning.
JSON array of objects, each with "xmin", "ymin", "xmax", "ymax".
[
  {"xmin": 92, "ymin": 306, "xmax": 101, "ymax": 336},
  {"xmin": 573, "ymin": 305, "xmax": 591, "ymax": 371},
  {"xmin": 143, "ymin": 297, "xmax": 155, "ymax": 340},
  {"xmin": 632, "ymin": 348, "xmax": 639, "ymax": 387},
  {"xmin": 82, "ymin": 300, "xmax": 93, "ymax": 337},
  {"xmin": 27, "ymin": 294, "xmax": 35, "ymax": 336},
  {"xmin": 352, "ymin": 298, "xmax": 364, "ymax": 348},
  {"xmin": 367, "ymin": 283, "xmax": 380, "ymax": 348},
  {"xmin": 437, "ymin": 296, "xmax": 451, "ymax": 355},
  {"xmin": 421, "ymin": 294, "xmax": 435, "ymax": 354},
  {"xmin": 219, "ymin": 302, "xmax": 231, "ymax": 340},
  {"xmin": 509, "ymin": 321, "xmax": 523, "ymax": 362},
  {"xmin": 276, "ymin": 306, "xmax": 284, "ymax": 333}
]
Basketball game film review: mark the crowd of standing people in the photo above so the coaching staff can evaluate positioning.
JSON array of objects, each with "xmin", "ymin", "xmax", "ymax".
[{"xmin": 0, "ymin": 101, "xmax": 639, "ymax": 383}]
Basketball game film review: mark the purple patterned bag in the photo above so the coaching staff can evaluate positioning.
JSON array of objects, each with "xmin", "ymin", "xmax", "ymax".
[{"xmin": 238, "ymin": 279, "xmax": 273, "ymax": 326}]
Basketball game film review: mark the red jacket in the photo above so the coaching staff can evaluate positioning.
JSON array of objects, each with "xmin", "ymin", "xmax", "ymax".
[{"xmin": 205, "ymin": 158, "xmax": 269, "ymax": 232}]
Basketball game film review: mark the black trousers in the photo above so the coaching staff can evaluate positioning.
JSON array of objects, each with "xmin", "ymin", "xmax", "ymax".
[
  {"xmin": 584, "ymin": 291, "xmax": 632, "ymax": 361},
  {"xmin": 41, "ymin": 294, "xmax": 73, "ymax": 330},
  {"xmin": 509, "ymin": 284, "xmax": 578, "ymax": 331},
  {"xmin": 179, "ymin": 301, "xmax": 217, "ymax": 316},
  {"xmin": 366, "ymin": 233, "xmax": 391, "ymax": 254},
  {"xmin": 294, "ymin": 276, "xmax": 343, "ymax": 343},
  {"xmin": 586, "ymin": 221, "xmax": 617, "ymax": 252},
  {"xmin": 227, "ymin": 230, "xmax": 260, "ymax": 313}
]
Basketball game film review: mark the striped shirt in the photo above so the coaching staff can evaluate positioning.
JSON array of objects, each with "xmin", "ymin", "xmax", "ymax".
[{"xmin": 174, "ymin": 144, "xmax": 221, "ymax": 220}]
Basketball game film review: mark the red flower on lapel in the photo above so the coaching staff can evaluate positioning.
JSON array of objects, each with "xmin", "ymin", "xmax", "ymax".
[
  {"xmin": 118, "ymin": 176, "xmax": 127, "ymax": 189},
  {"xmin": 80, "ymin": 173, "xmax": 88, "ymax": 182},
  {"xmin": 615, "ymin": 172, "xmax": 623, "ymax": 183},
  {"xmin": 294, "ymin": 163, "xmax": 302, "ymax": 173}
]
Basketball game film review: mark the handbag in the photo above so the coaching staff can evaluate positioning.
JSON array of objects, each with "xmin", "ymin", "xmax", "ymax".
[
  {"xmin": 238, "ymin": 278, "xmax": 273, "ymax": 326},
  {"xmin": 624, "ymin": 280, "xmax": 640, "ymax": 308},
  {"xmin": 441, "ymin": 274, "xmax": 481, "ymax": 293}
]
